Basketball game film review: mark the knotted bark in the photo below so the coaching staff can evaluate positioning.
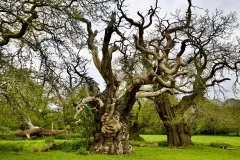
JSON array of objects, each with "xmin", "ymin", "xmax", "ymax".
[
  {"xmin": 91, "ymin": 113, "xmax": 132, "ymax": 154},
  {"xmin": 76, "ymin": 83, "xmax": 140, "ymax": 155},
  {"xmin": 89, "ymin": 93, "xmax": 132, "ymax": 154}
]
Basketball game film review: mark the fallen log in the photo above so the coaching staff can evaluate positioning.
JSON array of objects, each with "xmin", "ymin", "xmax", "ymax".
[
  {"xmin": 10, "ymin": 116, "xmax": 65, "ymax": 139},
  {"xmin": 10, "ymin": 128, "xmax": 66, "ymax": 139}
]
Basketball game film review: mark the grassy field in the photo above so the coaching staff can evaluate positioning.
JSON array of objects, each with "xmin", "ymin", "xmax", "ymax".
[
  {"xmin": 0, "ymin": 135, "xmax": 240, "ymax": 160},
  {"xmin": 141, "ymin": 135, "xmax": 240, "ymax": 147}
]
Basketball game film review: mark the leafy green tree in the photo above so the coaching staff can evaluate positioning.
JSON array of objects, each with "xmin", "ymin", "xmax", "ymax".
[
  {"xmin": 193, "ymin": 98, "xmax": 240, "ymax": 135},
  {"xmin": 224, "ymin": 98, "xmax": 240, "ymax": 135},
  {"xmin": 0, "ymin": 66, "xmax": 52, "ymax": 130},
  {"xmin": 129, "ymin": 99, "xmax": 163, "ymax": 140}
]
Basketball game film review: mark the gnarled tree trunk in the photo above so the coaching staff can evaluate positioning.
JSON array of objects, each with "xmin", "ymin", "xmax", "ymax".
[
  {"xmin": 165, "ymin": 122, "xmax": 192, "ymax": 146},
  {"xmin": 154, "ymin": 93, "xmax": 192, "ymax": 146},
  {"xmin": 91, "ymin": 114, "xmax": 132, "ymax": 154},
  {"xmin": 90, "ymin": 88, "xmax": 131, "ymax": 154},
  {"xmin": 76, "ymin": 84, "xmax": 141, "ymax": 155}
]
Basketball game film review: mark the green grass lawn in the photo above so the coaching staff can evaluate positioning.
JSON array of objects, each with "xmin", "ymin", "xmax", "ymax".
[
  {"xmin": 141, "ymin": 135, "xmax": 240, "ymax": 147},
  {"xmin": 0, "ymin": 135, "xmax": 240, "ymax": 160}
]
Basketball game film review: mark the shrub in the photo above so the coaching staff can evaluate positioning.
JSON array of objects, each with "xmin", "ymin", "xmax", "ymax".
[
  {"xmin": 158, "ymin": 141, "xmax": 168, "ymax": 147},
  {"xmin": 58, "ymin": 140, "xmax": 91, "ymax": 152},
  {"xmin": 55, "ymin": 134, "xmax": 67, "ymax": 140},
  {"xmin": 0, "ymin": 134, "xmax": 14, "ymax": 140},
  {"xmin": 76, "ymin": 147, "xmax": 90, "ymax": 155},
  {"xmin": 0, "ymin": 134, "xmax": 23, "ymax": 140},
  {"xmin": 0, "ymin": 143, "xmax": 23, "ymax": 152},
  {"xmin": 55, "ymin": 133, "xmax": 83, "ymax": 140},
  {"xmin": 0, "ymin": 127, "xmax": 10, "ymax": 134},
  {"xmin": 44, "ymin": 137, "xmax": 55, "ymax": 143},
  {"xmin": 69, "ymin": 133, "xmax": 82, "ymax": 139},
  {"xmin": 30, "ymin": 136, "xmax": 40, "ymax": 140}
]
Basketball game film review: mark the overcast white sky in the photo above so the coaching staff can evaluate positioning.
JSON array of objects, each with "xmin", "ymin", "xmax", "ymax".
[{"xmin": 88, "ymin": 0, "xmax": 240, "ymax": 100}]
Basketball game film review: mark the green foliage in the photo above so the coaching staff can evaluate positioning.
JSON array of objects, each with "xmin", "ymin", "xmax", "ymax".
[
  {"xmin": 157, "ymin": 141, "xmax": 168, "ymax": 147},
  {"xmin": 130, "ymin": 95, "xmax": 181, "ymax": 136},
  {"xmin": 0, "ymin": 134, "xmax": 22, "ymax": 140},
  {"xmin": 168, "ymin": 94, "xmax": 178, "ymax": 105},
  {"xmin": 55, "ymin": 134, "xmax": 68, "ymax": 140},
  {"xmin": 44, "ymin": 137, "xmax": 55, "ymax": 143},
  {"xmin": 224, "ymin": 98, "xmax": 240, "ymax": 134},
  {"xmin": 0, "ymin": 66, "xmax": 52, "ymax": 130},
  {"xmin": 192, "ymin": 98, "xmax": 240, "ymax": 135},
  {"xmin": 0, "ymin": 143, "xmax": 23, "ymax": 152},
  {"xmin": 130, "ymin": 99, "xmax": 164, "ymax": 135},
  {"xmin": 0, "ymin": 126, "xmax": 10, "ymax": 134},
  {"xmin": 58, "ymin": 140, "xmax": 91, "ymax": 152},
  {"xmin": 73, "ymin": 9, "xmax": 82, "ymax": 20},
  {"xmin": 54, "ymin": 133, "xmax": 82, "ymax": 140},
  {"xmin": 141, "ymin": 127, "xmax": 164, "ymax": 135},
  {"xmin": 73, "ymin": 106, "xmax": 95, "ymax": 141},
  {"xmin": 75, "ymin": 147, "xmax": 90, "ymax": 155}
]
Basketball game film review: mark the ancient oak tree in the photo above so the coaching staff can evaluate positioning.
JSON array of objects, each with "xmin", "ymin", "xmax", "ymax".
[{"xmin": 74, "ymin": 0, "xmax": 197, "ymax": 154}]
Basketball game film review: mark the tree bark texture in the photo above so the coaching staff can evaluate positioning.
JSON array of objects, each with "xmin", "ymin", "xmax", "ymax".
[
  {"xmin": 129, "ymin": 122, "xmax": 143, "ymax": 141},
  {"xmin": 88, "ymin": 84, "xmax": 140, "ymax": 154},
  {"xmin": 154, "ymin": 93, "xmax": 192, "ymax": 146},
  {"xmin": 165, "ymin": 122, "xmax": 192, "ymax": 146},
  {"xmin": 90, "ymin": 115, "xmax": 132, "ymax": 154}
]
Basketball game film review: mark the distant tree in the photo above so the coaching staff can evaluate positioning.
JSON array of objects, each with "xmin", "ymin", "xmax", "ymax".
[
  {"xmin": 193, "ymin": 99, "xmax": 223, "ymax": 135},
  {"xmin": 129, "ymin": 99, "xmax": 163, "ymax": 140},
  {"xmin": 0, "ymin": 66, "xmax": 51, "ymax": 129},
  {"xmin": 192, "ymin": 98, "xmax": 240, "ymax": 136},
  {"xmin": 224, "ymin": 98, "xmax": 240, "ymax": 135}
]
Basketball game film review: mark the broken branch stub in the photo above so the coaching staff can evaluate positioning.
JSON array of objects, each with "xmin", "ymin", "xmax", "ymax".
[{"xmin": 74, "ymin": 96, "xmax": 104, "ymax": 119}]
